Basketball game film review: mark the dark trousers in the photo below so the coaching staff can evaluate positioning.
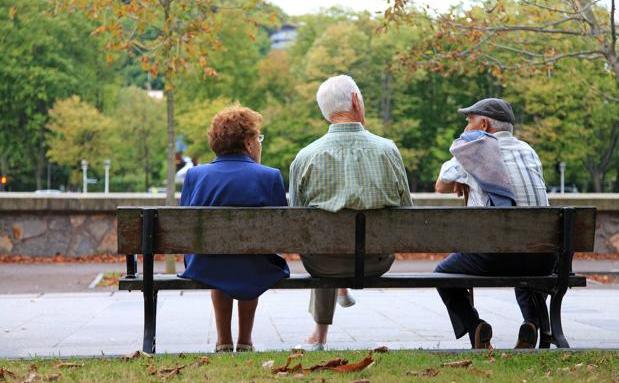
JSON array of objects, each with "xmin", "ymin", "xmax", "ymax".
[{"xmin": 434, "ymin": 253, "xmax": 555, "ymax": 343}]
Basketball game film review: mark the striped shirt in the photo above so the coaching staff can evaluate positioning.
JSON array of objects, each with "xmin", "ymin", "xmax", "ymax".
[
  {"xmin": 440, "ymin": 131, "xmax": 548, "ymax": 207},
  {"xmin": 289, "ymin": 122, "xmax": 413, "ymax": 212},
  {"xmin": 494, "ymin": 131, "xmax": 548, "ymax": 207}
]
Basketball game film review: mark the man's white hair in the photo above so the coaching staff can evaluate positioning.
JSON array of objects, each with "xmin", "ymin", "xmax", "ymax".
[
  {"xmin": 316, "ymin": 75, "xmax": 364, "ymax": 122},
  {"xmin": 486, "ymin": 117, "xmax": 513, "ymax": 133}
]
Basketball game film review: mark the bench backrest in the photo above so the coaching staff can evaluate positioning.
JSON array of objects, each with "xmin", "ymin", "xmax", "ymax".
[{"xmin": 117, "ymin": 207, "xmax": 596, "ymax": 255}]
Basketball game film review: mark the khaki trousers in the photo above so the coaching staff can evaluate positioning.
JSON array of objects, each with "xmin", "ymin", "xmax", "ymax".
[{"xmin": 300, "ymin": 253, "xmax": 395, "ymax": 325}]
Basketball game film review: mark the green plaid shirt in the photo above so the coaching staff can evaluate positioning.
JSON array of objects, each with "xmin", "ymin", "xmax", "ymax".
[{"xmin": 289, "ymin": 122, "xmax": 413, "ymax": 212}]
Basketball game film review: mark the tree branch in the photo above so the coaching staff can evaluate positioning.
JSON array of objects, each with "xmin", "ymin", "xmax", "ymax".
[{"xmin": 612, "ymin": 0, "xmax": 617, "ymax": 56}]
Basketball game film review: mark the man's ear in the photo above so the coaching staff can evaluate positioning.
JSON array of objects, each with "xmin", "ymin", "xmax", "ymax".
[
  {"xmin": 351, "ymin": 92, "xmax": 364, "ymax": 123},
  {"xmin": 481, "ymin": 118, "xmax": 489, "ymax": 131}
]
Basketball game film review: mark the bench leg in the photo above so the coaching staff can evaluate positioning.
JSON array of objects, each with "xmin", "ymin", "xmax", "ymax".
[
  {"xmin": 549, "ymin": 288, "xmax": 570, "ymax": 348},
  {"xmin": 142, "ymin": 288, "xmax": 158, "ymax": 353}
]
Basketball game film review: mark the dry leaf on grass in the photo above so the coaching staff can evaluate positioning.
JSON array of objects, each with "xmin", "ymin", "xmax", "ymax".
[
  {"xmin": 194, "ymin": 356, "xmax": 210, "ymax": 367},
  {"xmin": 0, "ymin": 368, "xmax": 16, "ymax": 380},
  {"xmin": 121, "ymin": 350, "xmax": 152, "ymax": 360},
  {"xmin": 272, "ymin": 353, "xmax": 373, "ymax": 375},
  {"xmin": 55, "ymin": 363, "xmax": 84, "ymax": 369},
  {"xmin": 262, "ymin": 360, "xmax": 275, "ymax": 370},
  {"xmin": 407, "ymin": 368, "xmax": 439, "ymax": 377},
  {"xmin": 305, "ymin": 358, "xmax": 348, "ymax": 372},
  {"xmin": 272, "ymin": 353, "xmax": 304, "ymax": 374},
  {"xmin": 441, "ymin": 359, "xmax": 472, "ymax": 368},
  {"xmin": 158, "ymin": 364, "xmax": 188, "ymax": 380},
  {"xmin": 373, "ymin": 346, "xmax": 389, "ymax": 353},
  {"xmin": 329, "ymin": 354, "xmax": 373, "ymax": 373}
]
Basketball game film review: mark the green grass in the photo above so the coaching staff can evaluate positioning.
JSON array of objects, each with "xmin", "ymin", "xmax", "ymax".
[{"xmin": 1, "ymin": 350, "xmax": 617, "ymax": 382}]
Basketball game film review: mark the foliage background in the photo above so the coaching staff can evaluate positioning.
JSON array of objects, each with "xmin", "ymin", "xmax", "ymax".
[{"xmin": 0, "ymin": 0, "xmax": 617, "ymax": 192}]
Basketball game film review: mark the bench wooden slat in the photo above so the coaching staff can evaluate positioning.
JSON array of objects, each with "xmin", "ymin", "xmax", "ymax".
[
  {"xmin": 118, "ymin": 207, "xmax": 596, "ymax": 255},
  {"xmin": 119, "ymin": 273, "xmax": 587, "ymax": 290}
]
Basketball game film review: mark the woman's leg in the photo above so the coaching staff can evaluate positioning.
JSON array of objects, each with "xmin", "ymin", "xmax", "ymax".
[
  {"xmin": 237, "ymin": 298, "xmax": 259, "ymax": 346},
  {"xmin": 211, "ymin": 290, "xmax": 234, "ymax": 346}
]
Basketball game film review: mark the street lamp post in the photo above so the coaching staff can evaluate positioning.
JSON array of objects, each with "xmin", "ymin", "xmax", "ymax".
[
  {"xmin": 559, "ymin": 162, "xmax": 566, "ymax": 194},
  {"xmin": 103, "ymin": 159, "xmax": 111, "ymax": 194},
  {"xmin": 81, "ymin": 160, "xmax": 88, "ymax": 193}
]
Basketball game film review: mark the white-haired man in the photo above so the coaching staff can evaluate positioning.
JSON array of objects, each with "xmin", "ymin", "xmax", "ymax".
[
  {"xmin": 289, "ymin": 75, "xmax": 413, "ymax": 350},
  {"xmin": 435, "ymin": 98, "xmax": 551, "ymax": 349}
]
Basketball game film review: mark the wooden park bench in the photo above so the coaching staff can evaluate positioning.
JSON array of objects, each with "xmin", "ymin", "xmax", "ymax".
[{"xmin": 117, "ymin": 206, "xmax": 596, "ymax": 353}]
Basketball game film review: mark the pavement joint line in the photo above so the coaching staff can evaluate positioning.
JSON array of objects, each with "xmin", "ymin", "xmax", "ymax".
[{"xmin": 88, "ymin": 273, "xmax": 104, "ymax": 289}]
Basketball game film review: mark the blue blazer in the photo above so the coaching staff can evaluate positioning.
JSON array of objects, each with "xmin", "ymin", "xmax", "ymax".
[{"xmin": 179, "ymin": 153, "xmax": 290, "ymax": 300}]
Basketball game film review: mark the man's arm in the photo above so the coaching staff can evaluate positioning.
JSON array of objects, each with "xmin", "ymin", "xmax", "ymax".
[{"xmin": 436, "ymin": 157, "xmax": 469, "ymax": 197}]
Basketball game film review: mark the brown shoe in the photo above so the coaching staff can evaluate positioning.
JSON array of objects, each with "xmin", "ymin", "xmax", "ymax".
[
  {"xmin": 515, "ymin": 322, "xmax": 538, "ymax": 349},
  {"xmin": 473, "ymin": 321, "xmax": 493, "ymax": 349}
]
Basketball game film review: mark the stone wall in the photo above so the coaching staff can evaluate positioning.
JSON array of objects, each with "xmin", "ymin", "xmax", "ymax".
[{"xmin": 0, "ymin": 192, "xmax": 618, "ymax": 256}]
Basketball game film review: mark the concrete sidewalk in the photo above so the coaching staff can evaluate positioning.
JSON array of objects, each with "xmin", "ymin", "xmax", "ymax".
[{"xmin": 1, "ymin": 287, "xmax": 618, "ymax": 357}]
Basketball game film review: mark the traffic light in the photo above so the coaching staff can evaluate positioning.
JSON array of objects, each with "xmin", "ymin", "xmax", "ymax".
[{"xmin": 0, "ymin": 175, "xmax": 6, "ymax": 185}]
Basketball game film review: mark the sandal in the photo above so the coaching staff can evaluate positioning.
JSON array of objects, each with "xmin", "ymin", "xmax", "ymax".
[
  {"xmin": 235, "ymin": 343, "xmax": 255, "ymax": 352},
  {"xmin": 215, "ymin": 344, "xmax": 234, "ymax": 353}
]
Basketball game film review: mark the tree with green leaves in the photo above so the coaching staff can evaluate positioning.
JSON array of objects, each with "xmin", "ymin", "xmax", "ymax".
[
  {"xmin": 385, "ymin": 0, "xmax": 619, "ymax": 191},
  {"xmin": 0, "ymin": 0, "xmax": 111, "ymax": 190},
  {"xmin": 47, "ymin": 96, "xmax": 116, "ymax": 187},
  {"xmin": 112, "ymin": 87, "xmax": 167, "ymax": 191},
  {"xmin": 55, "ymin": 0, "xmax": 265, "ymax": 204}
]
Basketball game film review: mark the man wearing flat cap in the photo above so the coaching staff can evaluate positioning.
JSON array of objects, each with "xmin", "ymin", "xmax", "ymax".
[{"xmin": 434, "ymin": 98, "xmax": 550, "ymax": 349}]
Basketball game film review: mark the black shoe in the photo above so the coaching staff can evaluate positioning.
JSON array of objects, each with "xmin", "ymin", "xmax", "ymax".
[
  {"xmin": 473, "ymin": 321, "xmax": 493, "ymax": 349},
  {"xmin": 515, "ymin": 322, "xmax": 538, "ymax": 349}
]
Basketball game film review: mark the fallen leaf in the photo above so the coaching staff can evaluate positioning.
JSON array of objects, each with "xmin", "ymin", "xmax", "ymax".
[
  {"xmin": 262, "ymin": 360, "xmax": 275, "ymax": 370},
  {"xmin": 55, "ymin": 363, "xmax": 84, "ymax": 369},
  {"xmin": 158, "ymin": 364, "xmax": 187, "ymax": 380},
  {"xmin": 122, "ymin": 350, "xmax": 153, "ymax": 360},
  {"xmin": 330, "ymin": 354, "xmax": 373, "ymax": 373},
  {"xmin": 306, "ymin": 358, "xmax": 348, "ymax": 372},
  {"xmin": 272, "ymin": 353, "xmax": 304, "ymax": 374},
  {"xmin": 407, "ymin": 368, "xmax": 439, "ymax": 377},
  {"xmin": 0, "ymin": 368, "xmax": 16, "ymax": 380},
  {"xmin": 195, "ymin": 356, "xmax": 209, "ymax": 366},
  {"xmin": 373, "ymin": 346, "xmax": 389, "ymax": 353},
  {"xmin": 441, "ymin": 359, "xmax": 472, "ymax": 368}
]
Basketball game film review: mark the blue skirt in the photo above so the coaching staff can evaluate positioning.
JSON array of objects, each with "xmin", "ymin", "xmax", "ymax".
[{"xmin": 180, "ymin": 253, "xmax": 290, "ymax": 300}]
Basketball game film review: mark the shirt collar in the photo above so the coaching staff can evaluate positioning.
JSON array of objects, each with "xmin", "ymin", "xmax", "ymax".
[
  {"xmin": 492, "ymin": 131, "xmax": 513, "ymax": 139},
  {"xmin": 328, "ymin": 122, "xmax": 365, "ymax": 134},
  {"xmin": 211, "ymin": 153, "xmax": 255, "ymax": 163}
]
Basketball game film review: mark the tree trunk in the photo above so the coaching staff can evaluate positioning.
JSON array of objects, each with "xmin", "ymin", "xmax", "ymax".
[
  {"xmin": 590, "ymin": 168, "xmax": 604, "ymax": 192},
  {"xmin": 165, "ymin": 89, "xmax": 176, "ymax": 274}
]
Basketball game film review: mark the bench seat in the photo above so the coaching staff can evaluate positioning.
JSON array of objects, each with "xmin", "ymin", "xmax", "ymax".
[{"xmin": 119, "ymin": 272, "xmax": 587, "ymax": 291}]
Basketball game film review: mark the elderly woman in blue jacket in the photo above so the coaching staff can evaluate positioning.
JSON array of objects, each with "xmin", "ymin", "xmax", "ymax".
[{"xmin": 180, "ymin": 106, "xmax": 289, "ymax": 353}]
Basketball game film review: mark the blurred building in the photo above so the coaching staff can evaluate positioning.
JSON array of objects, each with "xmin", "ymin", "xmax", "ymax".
[{"xmin": 270, "ymin": 24, "xmax": 298, "ymax": 50}]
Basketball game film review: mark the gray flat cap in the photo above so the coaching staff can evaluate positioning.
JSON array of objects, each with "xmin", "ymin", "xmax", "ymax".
[{"xmin": 458, "ymin": 98, "xmax": 515, "ymax": 124}]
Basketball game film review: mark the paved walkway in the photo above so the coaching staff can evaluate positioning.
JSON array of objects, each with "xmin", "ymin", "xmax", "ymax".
[{"xmin": 1, "ymin": 286, "xmax": 618, "ymax": 357}]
